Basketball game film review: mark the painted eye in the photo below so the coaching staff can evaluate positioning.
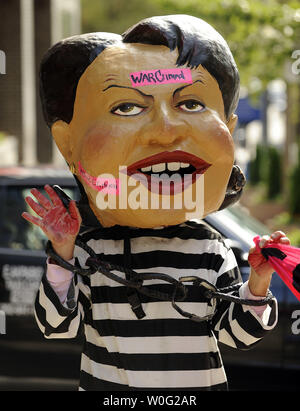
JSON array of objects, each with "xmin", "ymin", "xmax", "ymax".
[
  {"xmin": 111, "ymin": 103, "xmax": 145, "ymax": 116},
  {"xmin": 177, "ymin": 100, "xmax": 205, "ymax": 112}
]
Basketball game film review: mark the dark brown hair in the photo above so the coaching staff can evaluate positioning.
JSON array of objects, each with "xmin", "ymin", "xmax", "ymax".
[{"xmin": 40, "ymin": 14, "xmax": 240, "ymax": 128}]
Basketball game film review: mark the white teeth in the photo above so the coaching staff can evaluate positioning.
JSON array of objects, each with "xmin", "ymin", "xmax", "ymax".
[
  {"xmin": 167, "ymin": 162, "xmax": 181, "ymax": 171},
  {"xmin": 152, "ymin": 163, "xmax": 166, "ymax": 172},
  {"xmin": 141, "ymin": 166, "xmax": 151, "ymax": 172},
  {"xmin": 140, "ymin": 162, "xmax": 192, "ymax": 173}
]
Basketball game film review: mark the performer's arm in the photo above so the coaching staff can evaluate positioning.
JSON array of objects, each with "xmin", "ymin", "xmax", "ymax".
[{"xmin": 22, "ymin": 186, "xmax": 89, "ymax": 338}]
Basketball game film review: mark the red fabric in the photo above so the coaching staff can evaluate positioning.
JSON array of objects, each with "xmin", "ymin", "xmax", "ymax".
[{"xmin": 252, "ymin": 235, "xmax": 300, "ymax": 301}]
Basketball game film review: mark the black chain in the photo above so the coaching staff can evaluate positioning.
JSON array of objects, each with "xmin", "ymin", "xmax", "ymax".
[{"xmin": 45, "ymin": 236, "xmax": 274, "ymax": 322}]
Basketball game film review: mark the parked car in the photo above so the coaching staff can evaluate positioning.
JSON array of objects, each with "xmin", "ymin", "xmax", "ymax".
[
  {"xmin": 0, "ymin": 166, "xmax": 82, "ymax": 390},
  {"xmin": 0, "ymin": 166, "xmax": 299, "ymax": 390}
]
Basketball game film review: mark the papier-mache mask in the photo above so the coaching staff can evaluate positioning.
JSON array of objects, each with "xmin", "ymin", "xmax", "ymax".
[{"xmin": 39, "ymin": 14, "xmax": 245, "ymax": 229}]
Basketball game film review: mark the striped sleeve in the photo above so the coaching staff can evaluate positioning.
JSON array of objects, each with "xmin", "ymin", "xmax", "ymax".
[
  {"xmin": 211, "ymin": 239, "xmax": 278, "ymax": 350},
  {"xmin": 34, "ymin": 270, "xmax": 91, "ymax": 339}
]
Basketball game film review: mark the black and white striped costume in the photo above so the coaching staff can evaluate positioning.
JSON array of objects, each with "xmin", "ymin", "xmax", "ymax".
[{"xmin": 34, "ymin": 221, "xmax": 277, "ymax": 391}]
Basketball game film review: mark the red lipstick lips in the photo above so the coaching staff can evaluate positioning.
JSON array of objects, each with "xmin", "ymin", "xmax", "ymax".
[{"xmin": 126, "ymin": 150, "xmax": 211, "ymax": 195}]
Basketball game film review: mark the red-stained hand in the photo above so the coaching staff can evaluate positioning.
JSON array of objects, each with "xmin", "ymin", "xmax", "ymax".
[
  {"xmin": 22, "ymin": 185, "xmax": 82, "ymax": 259},
  {"xmin": 248, "ymin": 231, "xmax": 291, "ymax": 278}
]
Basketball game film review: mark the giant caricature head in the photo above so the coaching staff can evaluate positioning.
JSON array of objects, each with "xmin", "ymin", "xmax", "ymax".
[{"xmin": 40, "ymin": 15, "xmax": 243, "ymax": 228}]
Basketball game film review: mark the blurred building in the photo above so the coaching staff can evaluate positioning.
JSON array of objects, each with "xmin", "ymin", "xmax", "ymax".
[{"xmin": 0, "ymin": 0, "xmax": 81, "ymax": 166}]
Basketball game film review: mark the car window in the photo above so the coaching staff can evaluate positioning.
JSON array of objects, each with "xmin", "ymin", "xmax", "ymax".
[
  {"xmin": 226, "ymin": 205, "xmax": 271, "ymax": 237},
  {"xmin": 0, "ymin": 185, "xmax": 79, "ymax": 251},
  {"xmin": 205, "ymin": 205, "xmax": 271, "ymax": 247}
]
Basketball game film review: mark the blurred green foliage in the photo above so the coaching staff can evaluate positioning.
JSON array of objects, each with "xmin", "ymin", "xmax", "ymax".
[
  {"xmin": 81, "ymin": 0, "xmax": 164, "ymax": 35},
  {"xmin": 249, "ymin": 144, "xmax": 268, "ymax": 185},
  {"xmin": 249, "ymin": 143, "xmax": 283, "ymax": 200},
  {"xmin": 287, "ymin": 228, "xmax": 300, "ymax": 247},
  {"xmin": 249, "ymin": 145, "xmax": 261, "ymax": 185},
  {"xmin": 81, "ymin": 0, "xmax": 300, "ymax": 93},
  {"xmin": 265, "ymin": 146, "xmax": 282, "ymax": 199},
  {"xmin": 0, "ymin": 131, "xmax": 7, "ymax": 141},
  {"xmin": 289, "ymin": 157, "xmax": 300, "ymax": 216}
]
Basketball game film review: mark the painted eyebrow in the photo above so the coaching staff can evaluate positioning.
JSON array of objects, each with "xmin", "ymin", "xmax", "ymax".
[
  {"xmin": 172, "ymin": 79, "xmax": 205, "ymax": 97},
  {"xmin": 102, "ymin": 78, "xmax": 204, "ymax": 98},
  {"xmin": 102, "ymin": 84, "xmax": 153, "ymax": 98}
]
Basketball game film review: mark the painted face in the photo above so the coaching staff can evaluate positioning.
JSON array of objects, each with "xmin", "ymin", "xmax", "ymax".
[{"xmin": 52, "ymin": 43, "xmax": 236, "ymax": 228}]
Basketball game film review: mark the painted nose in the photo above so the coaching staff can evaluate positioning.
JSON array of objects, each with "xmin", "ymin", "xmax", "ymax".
[{"xmin": 138, "ymin": 103, "xmax": 187, "ymax": 146}]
